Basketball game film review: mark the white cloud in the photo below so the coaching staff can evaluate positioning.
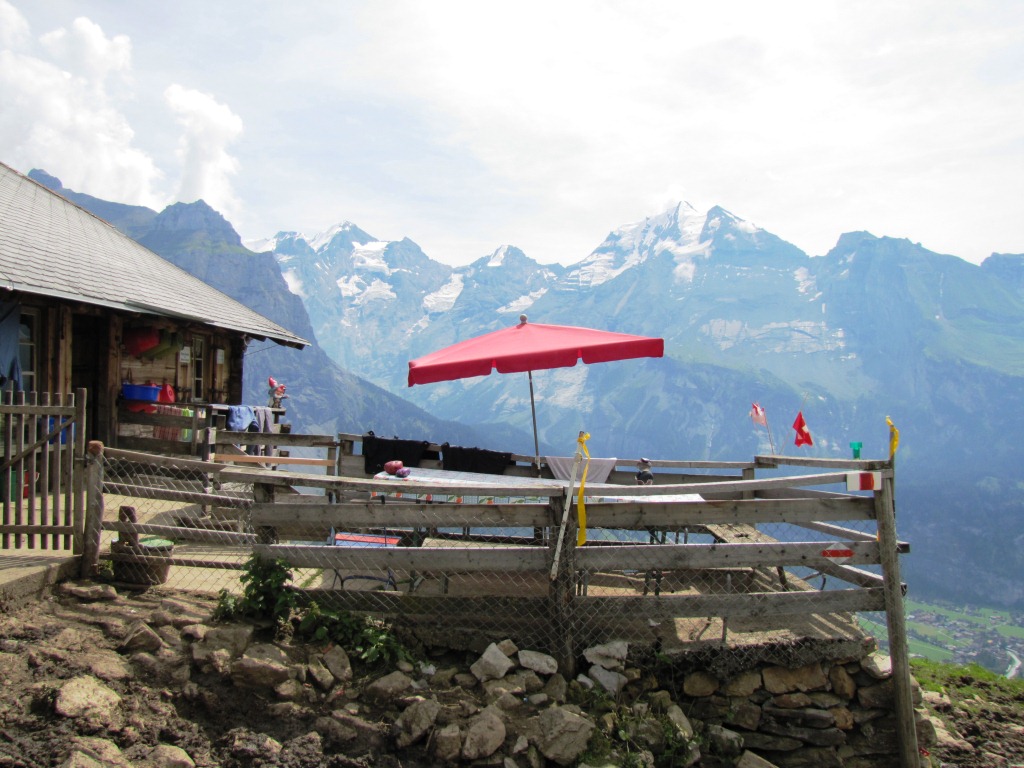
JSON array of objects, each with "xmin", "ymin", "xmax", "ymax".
[
  {"xmin": 0, "ymin": 8, "xmax": 164, "ymax": 207},
  {"xmin": 164, "ymin": 84, "xmax": 244, "ymax": 220},
  {"xmin": 39, "ymin": 15, "xmax": 131, "ymax": 87},
  {"xmin": 0, "ymin": 0, "xmax": 30, "ymax": 49},
  {"xmin": 2, "ymin": 0, "xmax": 1021, "ymax": 264},
  {"xmin": 323, "ymin": 0, "xmax": 1024, "ymax": 263}
]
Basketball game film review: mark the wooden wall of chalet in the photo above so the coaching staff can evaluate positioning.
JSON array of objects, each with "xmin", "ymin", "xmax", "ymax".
[{"xmin": 15, "ymin": 293, "xmax": 248, "ymax": 446}]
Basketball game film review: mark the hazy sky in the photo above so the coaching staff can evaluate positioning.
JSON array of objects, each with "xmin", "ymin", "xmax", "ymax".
[{"xmin": 2, "ymin": 1, "xmax": 1021, "ymax": 266}]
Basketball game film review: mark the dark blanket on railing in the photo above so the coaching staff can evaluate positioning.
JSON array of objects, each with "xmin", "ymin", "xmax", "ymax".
[
  {"xmin": 441, "ymin": 443, "xmax": 512, "ymax": 475},
  {"xmin": 362, "ymin": 432, "xmax": 432, "ymax": 474}
]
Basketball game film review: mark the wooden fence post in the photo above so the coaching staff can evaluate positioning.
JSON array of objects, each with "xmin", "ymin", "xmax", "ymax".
[
  {"xmin": 550, "ymin": 490, "xmax": 578, "ymax": 677},
  {"xmin": 80, "ymin": 441, "xmax": 105, "ymax": 579},
  {"xmin": 875, "ymin": 465, "xmax": 919, "ymax": 767},
  {"xmin": 72, "ymin": 388, "xmax": 88, "ymax": 554}
]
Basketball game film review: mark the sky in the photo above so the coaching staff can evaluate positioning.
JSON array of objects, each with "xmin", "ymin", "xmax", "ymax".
[{"xmin": 1, "ymin": 1, "xmax": 1022, "ymax": 267}]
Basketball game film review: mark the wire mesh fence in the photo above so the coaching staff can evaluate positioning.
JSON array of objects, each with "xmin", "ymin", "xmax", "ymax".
[{"xmin": 93, "ymin": 448, "xmax": 897, "ymax": 664}]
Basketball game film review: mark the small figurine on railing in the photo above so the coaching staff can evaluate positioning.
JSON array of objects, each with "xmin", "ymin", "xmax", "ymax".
[
  {"xmin": 635, "ymin": 457, "xmax": 654, "ymax": 485},
  {"xmin": 267, "ymin": 376, "xmax": 289, "ymax": 409}
]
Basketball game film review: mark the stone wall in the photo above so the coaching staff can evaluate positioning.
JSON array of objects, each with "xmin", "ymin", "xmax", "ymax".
[{"xmin": 668, "ymin": 649, "xmax": 935, "ymax": 768}]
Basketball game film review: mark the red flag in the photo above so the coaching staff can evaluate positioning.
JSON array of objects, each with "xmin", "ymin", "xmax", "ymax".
[
  {"xmin": 793, "ymin": 411, "xmax": 813, "ymax": 446},
  {"xmin": 749, "ymin": 402, "xmax": 767, "ymax": 426}
]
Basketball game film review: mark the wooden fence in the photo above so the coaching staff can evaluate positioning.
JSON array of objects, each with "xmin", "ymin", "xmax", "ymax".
[
  {"xmin": 80, "ymin": 440, "xmax": 919, "ymax": 765},
  {"xmin": 0, "ymin": 389, "xmax": 86, "ymax": 552}
]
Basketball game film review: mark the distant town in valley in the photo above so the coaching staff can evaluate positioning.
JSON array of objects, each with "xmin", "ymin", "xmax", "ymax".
[{"xmin": 865, "ymin": 599, "xmax": 1024, "ymax": 678}]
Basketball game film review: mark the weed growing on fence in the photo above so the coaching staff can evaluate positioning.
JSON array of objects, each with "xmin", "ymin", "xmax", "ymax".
[
  {"xmin": 295, "ymin": 603, "xmax": 411, "ymax": 666},
  {"xmin": 212, "ymin": 554, "xmax": 413, "ymax": 667},
  {"xmin": 295, "ymin": 600, "xmax": 363, "ymax": 646},
  {"xmin": 213, "ymin": 554, "xmax": 297, "ymax": 628},
  {"xmin": 349, "ymin": 617, "xmax": 412, "ymax": 666}
]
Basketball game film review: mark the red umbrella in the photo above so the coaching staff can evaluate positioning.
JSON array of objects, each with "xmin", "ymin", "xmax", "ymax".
[{"xmin": 408, "ymin": 315, "xmax": 664, "ymax": 467}]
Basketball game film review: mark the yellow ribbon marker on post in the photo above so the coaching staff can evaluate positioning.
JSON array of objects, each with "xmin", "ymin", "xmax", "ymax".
[
  {"xmin": 886, "ymin": 416, "xmax": 900, "ymax": 459},
  {"xmin": 576, "ymin": 431, "xmax": 591, "ymax": 546},
  {"xmin": 549, "ymin": 430, "xmax": 592, "ymax": 581}
]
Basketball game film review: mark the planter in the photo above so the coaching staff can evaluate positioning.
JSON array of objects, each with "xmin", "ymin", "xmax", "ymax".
[{"xmin": 111, "ymin": 536, "xmax": 174, "ymax": 585}]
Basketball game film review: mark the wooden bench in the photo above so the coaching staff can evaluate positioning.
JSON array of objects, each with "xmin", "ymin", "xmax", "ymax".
[{"xmin": 703, "ymin": 522, "xmax": 789, "ymax": 588}]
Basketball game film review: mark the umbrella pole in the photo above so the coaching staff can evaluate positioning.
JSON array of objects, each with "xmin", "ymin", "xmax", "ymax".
[{"xmin": 528, "ymin": 370, "xmax": 540, "ymax": 475}]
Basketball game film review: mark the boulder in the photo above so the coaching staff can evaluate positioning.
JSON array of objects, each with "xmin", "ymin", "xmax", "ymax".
[
  {"xmin": 363, "ymin": 670, "xmax": 415, "ymax": 704},
  {"xmin": 859, "ymin": 652, "xmax": 892, "ymax": 680},
  {"xmin": 828, "ymin": 664, "xmax": 857, "ymax": 700},
  {"xmin": 723, "ymin": 669, "xmax": 763, "ymax": 697},
  {"xmin": 61, "ymin": 737, "xmax": 131, "ymax": 768},
  {"xmin": 762, "ymin": 663, "xmax": 828, "ymax": 694},
  {"xmin": 434, "ymin": 723, "xmax": 462, "ymax": 762},
  {"xmin": 54, "ymin": 676, "xmax": 121, "ymax": 724},
  {"xmin": 735, "ymin": 750, "xmax": 781, "ymax": 768},
  {"xmin": 137, "ymin": 744, "xmax": 195, "ymax": 767},
  {"xmin": 589, "ymin": 664, "xmax": 628, "ymax": 696},
  {"xmin": 394, "ymin": 698, "xmax": 441, "ymax": 748},
  {"xmin": 322, "ymin": 644, "xmax": 353, "ymax": 683},
  {"xmin": 118, "ymin": 621, "xmax": 164, "ymax": 654},
  {"xmin": 683, "ymin": 670, "xmax": 719, "ymax": 697},
  {"xmin": 518, "ymin": 649, "xmax": 558, "ymax": 676},
  {"xmin": 461, "ymin": 709, "xmax": 506, "ymax": 760},
  {"xmin": 533, "ymin": 707, "xmax": 595, "ymax": 766},
  {"xmin": 583, "ymin": 640, "xmax": 628, "ymax": 670},
  {"xmin": 230, "ymin": 644, "xmax": 293, "ymax": 689},
  {"xmin": 471, "ymin": 642, "xmax": 515, "ymax": 682}
]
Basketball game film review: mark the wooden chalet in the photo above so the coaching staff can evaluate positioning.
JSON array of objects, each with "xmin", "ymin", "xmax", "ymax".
[{"xmin": 0, "ymin": 161, "xmax": 308, "ymax": 448}]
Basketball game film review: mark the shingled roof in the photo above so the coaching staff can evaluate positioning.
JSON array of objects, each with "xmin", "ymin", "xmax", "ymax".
[{"xmin": 0, "ymin": 162, "xmax": 308, "ymax": 349}]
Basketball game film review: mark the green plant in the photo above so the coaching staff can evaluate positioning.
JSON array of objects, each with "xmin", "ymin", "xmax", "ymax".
[
  {"xmin": 352, "ymin": 617, "xmax": 412, "ymax": 666},
  {"xmin": 573, "ymin": 692, "xmax": 699, "ymax": 768},
  {"xmin": 294, "ymin": 601, "xmax": 411, "ymax": 667},
  {"xmin": 213, "ymin": 554, "xmax": 297, "ymax": 628},
  {"xmin": 568, "ymin": 680, "xmax": 617, "ymax": 713},
  {"xmin": 295, "ymin": 600, "xmax": 363, "ymax": 647},
  {"xmin": 212, "ymin": 588, "xmax": 241, "ymax": 621},
  {"xmin": 911, "ymin": 658, "xmax": 1024, "ymax": 700},
  {"xmin": 655, "ymin": 715, "xmax": 697, "ymax": 768},
  {"xmin": 94, "ymin": 559, "xmax": 115, "ymax": 583}
]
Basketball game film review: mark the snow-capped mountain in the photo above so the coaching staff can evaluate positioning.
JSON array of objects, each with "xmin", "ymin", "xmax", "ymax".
[{"xmin": 254, "ymin": 204, "xmax": 1024, "ymax": 610}]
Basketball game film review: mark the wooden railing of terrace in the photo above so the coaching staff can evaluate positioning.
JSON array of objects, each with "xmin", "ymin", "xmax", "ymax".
[{"xmin": 80, "ymin": 442, "xmax": 918, "ymax": 766}]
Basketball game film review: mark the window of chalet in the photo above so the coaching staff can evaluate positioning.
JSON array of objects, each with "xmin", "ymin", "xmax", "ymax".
[
  {"xmin": 18, "ymin": 309, "xmax": 38, "ymax": 393},
  {"xmin": 191, "ymin": 335, "xmax": 206, "ymax": 402}
]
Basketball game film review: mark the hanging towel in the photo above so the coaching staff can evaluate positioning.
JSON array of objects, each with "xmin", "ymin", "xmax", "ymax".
[
  {"xmin": 440, "ymin": 444, "xmax": 512, "ymax": 475},
  {"xmin": 362, "ymin": 432, "xmax": 431, "ymax": 475},
  {"xmin": 247, "ymin": 406, "xmax": 276, "ymax": 455},
  {"xmin": 226, "ymin": 405, "xmax": 255, "ymax": 432},
  {"xmin": 545, "ymin": 456, "xmax": 618, "ymax": 484},
  {"xmin": 0, "ymin": 301, "xmax": 22, "ymax": 389},
  {"xmin": 253, "ymin": 406, "xmax": 274, "ymax": 433}
]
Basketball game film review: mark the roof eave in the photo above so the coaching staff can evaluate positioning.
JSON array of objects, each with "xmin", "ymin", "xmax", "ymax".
[{"xmin": 3, "ymin": 284, "xmax": 310, "ymax": 350}]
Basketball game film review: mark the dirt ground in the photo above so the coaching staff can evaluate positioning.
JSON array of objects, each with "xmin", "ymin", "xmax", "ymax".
[
  {"xmin": 1, "ymin": 581, "xmax": 1022, "ymax": 768},
  {"xmin": 918, "ymin": 674, "xmax": 1024, "ymax": 768},
  {"xmin": 0, "ymin": 585, "xmax": 407, "ymax": 768}
]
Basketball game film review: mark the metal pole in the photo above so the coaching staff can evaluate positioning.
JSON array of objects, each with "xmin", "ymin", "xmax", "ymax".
[{"xmin": 528, "ymin": 370, "xmax": 540, "ymax": 474}]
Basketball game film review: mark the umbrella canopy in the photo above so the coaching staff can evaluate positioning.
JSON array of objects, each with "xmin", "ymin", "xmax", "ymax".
[{"xmin": 408, "ymin": 316, "xmax": 664, "ymax": 466}]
